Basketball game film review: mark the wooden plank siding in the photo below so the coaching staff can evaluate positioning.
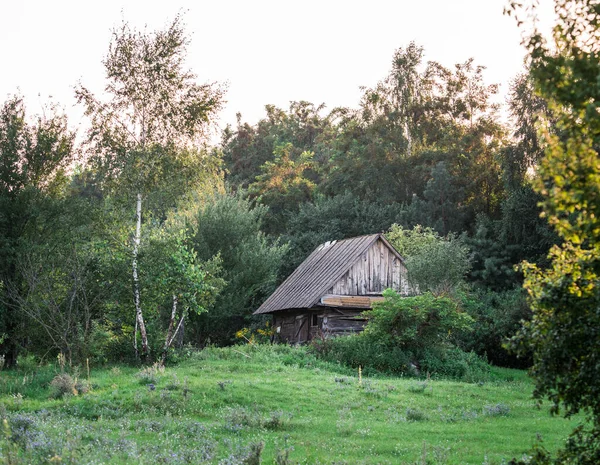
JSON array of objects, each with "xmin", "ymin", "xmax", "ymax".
[
  {"xmin": 273, "ymin": 308, "xmax": 368, "ymax": 344},
  {"xmin": 255, "ymin": 234, "xmax": 381, "ymax": 315},
  {"xmin": 256, "ymin": 234, "xmax": 412, "ymax": 344},
  {"xmin": 328, "ymin": 239, "xmax": 408, "ymax": 296}
]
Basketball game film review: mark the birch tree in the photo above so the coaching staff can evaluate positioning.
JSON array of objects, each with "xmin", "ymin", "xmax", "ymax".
[
  {"xmin": 141, "ymin": 225, "xmax": 224, "ymax": 365},
  {"xmin": 76, "ymin": 15, "xmax": 224, "ymax": 360}
]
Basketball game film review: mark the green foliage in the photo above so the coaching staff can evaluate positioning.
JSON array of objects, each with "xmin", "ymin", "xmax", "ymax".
[
  {"xmin": 503, "ymin": 72, "xmax": 550, "ymax": 189},
  {"xmin": 187, "ymin": 193, "xmax": 287, "ymax": 344},
  {"xmin": 0, "ymin": 96, "xmax": 75, "ymax": 367},
  {"xmin": 507, "ymin": 1, "xmax": 600, "ymax": 462},
  {"xmin": 419, "ymin": 347, "xmax": 490, "ymax": 382},
  {"xmin": 223, "ymin": 43, "xmax": 507, "ymax": 239},
  {"xmin": 142, "ymin": 224, "xmax": 225, "ymax": 317},
  {"xmin": 406, "ymin": 236, "xmax": 471, "ymax": 296},
  {"xmin": 386, "ymin": 224, "xmax": 471, "ymax": 295},
  {"xmin": 313, "ymin": 292, "xmax": 484, "ymax": 380},
  {"xmin": 223, "ymin": 101, "xmax": 334, "ymax": 189},
  {"xmin": 459, "ymin": 287, "xmax": 531, "ymax": 368},
  {"xmin": 365, "ymin": 291, "xmax": 474, "ymax": 349},
  {"xmin": 385, "ymin": 224, "xmax": 440, "ymax": 258},
  {"xmin": 403, "ymin": 162, "xmax": 468, "ymax": 235},
  {"xmin": 248, "ymin": 143, "xmax": 316, "ymax": 234},
  {"xmin": 468, "ymin": 188, "xmax": 557, "ymax": 291},
  {"xmin": 311, "ymin": 334, "xmax": 413, "ymax": 376},
  {"xmin": 324, "ymin": 43, "xmax": 505, "ymax": 214},
  {"xmin": 76, "ymin": 14, "xmax": 226, "ymax": 360}
]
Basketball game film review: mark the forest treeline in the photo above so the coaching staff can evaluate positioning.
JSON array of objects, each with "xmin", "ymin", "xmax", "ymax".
[
  {"xmin": 0, "ymin": 16, "xmax": 556, "ymax": 369},
  {"xmin": 4, "ymin": 1, "xmax": 600, "ymax": 461}
]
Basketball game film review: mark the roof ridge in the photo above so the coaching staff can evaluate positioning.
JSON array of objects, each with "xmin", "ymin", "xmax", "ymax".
[{"xmin": 254, "ymin": 233, "xmax": 401, "ymax": 315}]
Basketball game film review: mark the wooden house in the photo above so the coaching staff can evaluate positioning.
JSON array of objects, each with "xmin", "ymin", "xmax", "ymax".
[{"xmin": 253, "ymin": 233, "xmax": 410, "ymax": 343}]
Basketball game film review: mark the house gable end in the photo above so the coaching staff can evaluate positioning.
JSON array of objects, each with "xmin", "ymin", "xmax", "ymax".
[{"xmin": 328, "ymin": 238, "xmax": 408, "ymax": 296}]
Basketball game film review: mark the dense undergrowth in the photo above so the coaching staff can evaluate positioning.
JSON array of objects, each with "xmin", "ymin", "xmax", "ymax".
[{"xmin": 0, "ymin": 345, "xmax": 578, "ymax": 464}]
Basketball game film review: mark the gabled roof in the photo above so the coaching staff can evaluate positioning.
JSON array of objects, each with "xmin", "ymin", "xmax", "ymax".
[{"xmin": 254, "ymin": 233, "xmax": 404, "ymax": 315}]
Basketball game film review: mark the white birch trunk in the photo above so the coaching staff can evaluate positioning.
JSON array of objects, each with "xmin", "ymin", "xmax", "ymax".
[
  {"xmin": 404, "ymin": 120, "xmax": 412, "ymax": 157},
  {"xmin": 132, "ymin": 192, "xmax": 149, "ymax": 359},
  {"xmin": 161, "ymin": 294, "xmax": 178, "ymax": 365}
]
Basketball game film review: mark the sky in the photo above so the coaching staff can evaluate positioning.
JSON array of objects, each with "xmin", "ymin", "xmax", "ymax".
[{"xmin": 0, "ymin": 0, "xmax": 555, "ymax": 138}]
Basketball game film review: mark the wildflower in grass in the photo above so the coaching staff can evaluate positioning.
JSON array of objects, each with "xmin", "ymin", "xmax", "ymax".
[{"xmin": 483, "ymin": 403, "xmax": 510, "ymax": 417}]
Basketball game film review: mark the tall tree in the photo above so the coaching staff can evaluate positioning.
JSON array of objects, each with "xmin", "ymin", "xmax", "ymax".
[
  {"xmin": 248, "ymin": 143, "xmax": 316, "ymax": 234},
  {"xmin": 508, "ymin": 1, "xmax": 600, "ymax": 462},
  {"xmin": 187, "ymin": 193, "xmax": 287, "ymax": 344},
  {"xmin": 0, "ymin": 97, "xmax": 74, "ymax": 367},
  {"xmin": 503, "ymin": 72, "xmax": 550, "ymax": 189},
  {"xmin": 222, "ymin": 101, "xmax": 335, "ymax": 189},
  {"xmin": 76, "ymin": 15, "xmax": 224, "ymax": 359},
  {"xmin": 324, "ymin": 44, "xmax": 506, "ymax": 216}
]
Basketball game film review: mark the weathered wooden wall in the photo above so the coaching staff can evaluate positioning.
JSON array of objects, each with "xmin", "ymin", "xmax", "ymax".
[
  {"xmin": 273, "ymin": 308, "xmax": 367, "ymax": 344},
  {"xmin": 328, "ymin": 238, "xmax": 409, "ymax": 296}
]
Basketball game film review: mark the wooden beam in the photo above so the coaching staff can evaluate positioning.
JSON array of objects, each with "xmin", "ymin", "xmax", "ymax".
[{"xmin": 319, "ymin": 294, "xmax": 385, "ymax": 309}]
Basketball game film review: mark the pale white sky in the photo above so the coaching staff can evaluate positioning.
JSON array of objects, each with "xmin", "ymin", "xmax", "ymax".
[{"xmin": 0, "ymin": 0, "xmax": 555, "ymax": 138}]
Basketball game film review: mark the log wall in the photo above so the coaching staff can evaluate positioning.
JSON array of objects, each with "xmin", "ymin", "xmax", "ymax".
[{"xmin": 273, "ymin": 308, "xmax": 367, "ymax": 344}]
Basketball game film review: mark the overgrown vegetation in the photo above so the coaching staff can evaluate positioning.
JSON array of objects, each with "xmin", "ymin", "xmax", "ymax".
[
  {"xmin": 312, "ymin": 291, "xmax": 490, "ymax": 381},
  {"xmin": 0, "ymin": 346, "xmax": 578, "ymax": 464},
  {"xmin": 0, "ymin": 11, "xmax": 553, "ymax": 369},
  {"xmin": 2, "ymin": 4, "xmax": 599, "ymax": 462},
  {"xmin": 506, "ymin": 1, "xmax": 600, "ymax": 463}
]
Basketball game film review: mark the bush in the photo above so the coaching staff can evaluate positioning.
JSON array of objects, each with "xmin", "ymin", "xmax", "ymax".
[
  {"xmin": 483, "ymin": 403, "xmax": 510, "ymax": 417},
  {"xmin": 385, "ymin": 224, "xmax": 471, "ymax": 295},
  {"xmin": 364, "ymin": 291, "xmax": 474, "ymax": 351},
  {"xmin": 135, "ymin": 363, "xmax": 165, "ymax": 385},
  {"xmin": 459, "ymin": 287, "xmax": 532, "ymax": 368},
  {"xmin": 419, "ymin": 347, "xmax": 490, "ymax": 382},
  {"xmin": 405, "ymin": 407, "xmax": 428, "ymax": 422},
  {"xmin": 311, "ymin": 291, "xmax": 491, "ymax": 381},
  {"xmin": 314, "ymin": 335, "xmax": 489, "ymax": 381},
  {"xmin": 311, "ymin": 334, "xmax": 412, "ymax": 376},
  {"xmin": 49, "ymin": 373, "xmax": 77, "ymax": 398}
]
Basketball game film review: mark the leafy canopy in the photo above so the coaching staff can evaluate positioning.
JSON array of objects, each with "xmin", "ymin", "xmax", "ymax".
[{"xmin": 508, "ymin": 0, "xmax": 600, "ymax": 462}]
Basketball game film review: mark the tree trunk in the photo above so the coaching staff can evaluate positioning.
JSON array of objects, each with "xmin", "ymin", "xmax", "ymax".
[
  {"xmin": 176, "ymin": 317, "xmax": 185, "ymax": 348},
  {"xmin": 161, "ymin": 294, "xmax": 178, "ymax": 365},
  {"xmin": 132, "ymin": 193, "xmax": 149, "ymax": 360}
]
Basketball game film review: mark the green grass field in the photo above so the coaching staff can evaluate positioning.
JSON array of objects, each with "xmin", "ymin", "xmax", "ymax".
[{"xmin": 0, "ymin": 345, "xmax": 577, "ymax": 464}]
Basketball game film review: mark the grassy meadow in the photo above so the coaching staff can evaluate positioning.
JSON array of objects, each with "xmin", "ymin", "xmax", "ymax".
[{"xmin": 0, "ymin": 345, "xmax": 577, "ymax": 464}]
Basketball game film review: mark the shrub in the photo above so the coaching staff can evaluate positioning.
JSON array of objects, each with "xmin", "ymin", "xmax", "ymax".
[
  {"xmin": 420, "ymin": 347, "xmax": 490, "ymax": 382},
  {"xmin": 49, "ymin": 373, "xmax": 77, "ymax": 398},
  {"xmin": 221, "ymin": 406, "xmax": 261, "ymax": 432},
  {"xmin": 262, "ymin": 410, "xmax": 292, "ymax": 430},
  {"xmin": 365, "ymin": 291, "xmax": 474, "ymax": 350},
  {"xmin": 311, "ymin": 292, "xmax": 490, "ymax": 381},
  {"xmin": 386, "ymin": 224, "xmax": 471, "ymax": 295},
  {"xmin": 74, "ymin": 379, "xmax": 91, "ymax": 395},
  {"xmin": 459, "ymin": 287, "xmax": 532, "ymax": 368},
  {"xmin": 407, "ymin": 381, "xmax": 430, "ymax": 394},
  {"xmin": 242, "ymin": 441, "xmax": 264, "ymax": 465},
  {"xmin": 311, "ymin": 334, "xmax": 412, "ymax": 376},
  {"xmin": 406, "ymin": 408, "xmax": 428, "ymax": 422},
  {"xmin": 483, "ymin": 403, "xmax": 510, "ymax": 417},
  {"xmin": 135, "ymin": 363, "xmax": 165, "ymax": 385}
]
